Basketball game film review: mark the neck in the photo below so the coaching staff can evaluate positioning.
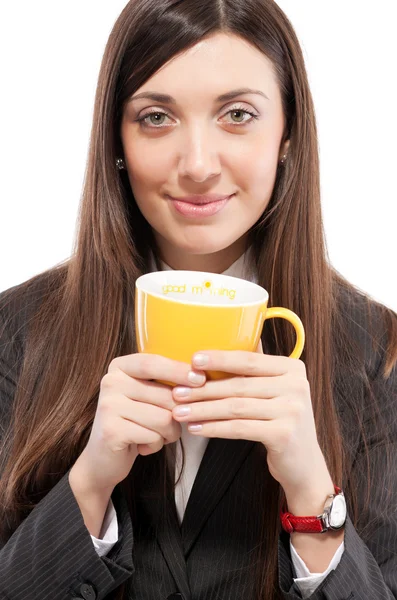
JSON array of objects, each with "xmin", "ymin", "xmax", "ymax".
[{"xmin": 154, "ymin": 234, "xmax": 250, "ymax": 273}]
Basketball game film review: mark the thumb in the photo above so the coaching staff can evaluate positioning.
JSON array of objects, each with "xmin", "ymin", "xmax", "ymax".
[{"xmin": 256, "ymin": 338, "xmax": 264, "ymax": 353}]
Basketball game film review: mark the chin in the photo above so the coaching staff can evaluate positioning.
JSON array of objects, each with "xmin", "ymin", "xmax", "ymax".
[{"xmin": 172, "ymin": 237, "xmax": 235, "ymax": 256}]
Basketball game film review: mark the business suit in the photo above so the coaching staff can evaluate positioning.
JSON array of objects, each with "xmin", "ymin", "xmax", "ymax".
[{"xmin": 0, "ymin": 278, "xmax": 396, "ymax": 600}]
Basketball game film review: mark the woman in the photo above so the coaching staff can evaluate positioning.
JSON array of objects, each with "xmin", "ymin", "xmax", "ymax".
[{"xmin": 0, "ymin": 1, "xmax": 396, "ymax": 599}]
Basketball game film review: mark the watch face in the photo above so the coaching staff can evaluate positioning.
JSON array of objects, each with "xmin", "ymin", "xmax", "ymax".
[{"xmin": 329, "ymin": 494, "xmax": 347, "ymax": 528}]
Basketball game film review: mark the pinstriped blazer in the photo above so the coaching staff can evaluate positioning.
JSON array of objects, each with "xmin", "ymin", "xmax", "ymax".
[{"xmin": 0, "ymin": 278, "xmax": 396, "ymax": 600}]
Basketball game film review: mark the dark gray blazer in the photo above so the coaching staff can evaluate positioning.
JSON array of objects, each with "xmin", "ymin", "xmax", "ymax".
[{"xmin": 0, "ymin": 279, "xmax": 396, "ymax": 600}]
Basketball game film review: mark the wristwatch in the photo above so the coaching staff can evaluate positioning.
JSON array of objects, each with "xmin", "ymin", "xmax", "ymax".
[{"xmin": 280, "ymin": 485, "xmax": 347, "ymax": 534}]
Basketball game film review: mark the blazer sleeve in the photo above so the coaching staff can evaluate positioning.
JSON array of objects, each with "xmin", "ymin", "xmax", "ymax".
[
  {"xmin": 277, "ymin": 309, "xmax": 397, "ymax": 599},
  {"xmin": 0, "ymin": 291, "xmax": 135, "ymax": 600}
]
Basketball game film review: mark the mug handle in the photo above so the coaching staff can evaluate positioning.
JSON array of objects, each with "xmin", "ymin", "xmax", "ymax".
[{"xmin": 263, "ymin": 307, "xmax": 305, "ymax": 359}]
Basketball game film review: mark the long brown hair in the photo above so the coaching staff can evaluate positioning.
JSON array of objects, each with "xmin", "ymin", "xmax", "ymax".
[{"xmin": 1, "ymin": 1, "xmax": 397, "ymax": 598}]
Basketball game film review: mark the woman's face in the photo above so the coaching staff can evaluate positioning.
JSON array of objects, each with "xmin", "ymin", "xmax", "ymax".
[{"xmin": 120, "ymin": 32, "xmax": 289, "ymax": 271}]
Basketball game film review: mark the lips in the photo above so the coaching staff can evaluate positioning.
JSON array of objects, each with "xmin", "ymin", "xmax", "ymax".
[
  {"xmin": 167, "ymin": 194, "xmax": 233, "ymax": 205},
  {"xmin": 168, "ymin": 194, "xmax": 234, "ymax": 218}
]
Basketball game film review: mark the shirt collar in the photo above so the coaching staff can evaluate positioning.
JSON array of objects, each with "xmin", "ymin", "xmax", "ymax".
[{"xmin": 149, "ymin": 245, "xmax": 258, "ymax": 284}]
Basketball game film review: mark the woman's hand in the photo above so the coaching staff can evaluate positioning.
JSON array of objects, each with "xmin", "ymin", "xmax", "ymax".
[
  {"xmin": 171, "ymin": 345, "xmax": 333, "ymax": 499},
  {"xmin": 72, "ymin": 354, "xmax": 206, "ymax": 495}
]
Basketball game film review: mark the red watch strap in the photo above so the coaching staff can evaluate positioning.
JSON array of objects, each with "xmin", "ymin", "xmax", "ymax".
[
  {"xmin": 280, "ymin": 512, "xmax": 324, "ymax": 534},
  {"xmin": 280, "ymin": 485, "xmax": 342, "ymax": 534}
]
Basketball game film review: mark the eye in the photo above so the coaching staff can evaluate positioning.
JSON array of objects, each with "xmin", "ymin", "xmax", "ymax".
[
  {"xmin": 221, "ymin": 105, "xmax": 259, "ymax": 126},
  {"xmin": 136, "ymin": 111, "xmax": 171, "ymax": 127},
  {"xmin": 134, "ymin": 104, "xmax": 259, "ymax": 129}
]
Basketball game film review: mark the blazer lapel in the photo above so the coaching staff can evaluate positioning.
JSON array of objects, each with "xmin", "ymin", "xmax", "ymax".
[
  {"xmin": 180, "ymin": 437, "xmax": 255, "ymax": 556},
  {"xmin": 142, "ymin": 460, "xmax": 192, "ymax": 600},
  {"xmin": 142, "ymin": 436, "xmax": 255, "ymax": 598}
]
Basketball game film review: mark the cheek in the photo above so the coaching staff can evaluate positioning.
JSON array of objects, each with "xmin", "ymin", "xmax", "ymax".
[
  {"xmin": 255, "ymin": 159, "xmax": 279, "ymax": 199},
  {"xmin": 232, "ymin": 149, "xmax": 279, "ymax": 209},
  {"xmin": 124, "ymin": 148, "xmax": 174, "ymax": 222},
  {"xmin": 126, "ymin": 142, "xmax": 172, "ymax": 189}
]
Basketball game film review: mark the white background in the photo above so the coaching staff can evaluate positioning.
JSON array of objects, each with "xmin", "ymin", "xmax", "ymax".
[{"xmin": 0, "ymin": 1, "xmax": 396, "ymax": 310}]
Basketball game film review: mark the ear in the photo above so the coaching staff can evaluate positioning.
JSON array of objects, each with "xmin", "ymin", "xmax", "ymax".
[
  {"xmin": 256, "ymin": 338, "xmax": 264, "ymax": 354},
  {"xmin": 279, "ymin": 139, "xmax": 290, "ymax": 161}
]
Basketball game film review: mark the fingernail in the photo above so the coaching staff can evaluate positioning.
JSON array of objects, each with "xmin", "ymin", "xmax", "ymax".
[
  {"xmin": 188, "ymin": 424, "xmax": 203, "ymax": 432},
  {"xmin": 188, "ymin": 370, "xmax": 206, "ymax": 385},
  {"xmin": 174, "ymin": 386, "xmax": 191, "ymax": 398},
  {"xmin": 174, "ymin": 405, "xmax": 191, "ymax": 416},
  {"xmin": 193, "ymin": 353, "xmax": 209, "ymax": 367}
]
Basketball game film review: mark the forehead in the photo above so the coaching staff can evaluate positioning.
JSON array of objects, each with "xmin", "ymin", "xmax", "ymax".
[{"xmin": 133, "ymin": 32, "xmax": 280, "ymax": 105}]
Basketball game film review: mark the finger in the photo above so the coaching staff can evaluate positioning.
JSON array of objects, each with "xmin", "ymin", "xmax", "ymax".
[
  {"xmin": 109, "ymin": 394, "xmax": 181, "ymax": 444},
  {"xmin": 173, "ymin": 396, "xmax": 290, "ymax": 422},
  {"xmin": 191, "ymin": 350, "xmax": 304, "ymax": 378},
  {"xmin": 172, "ymin": 374, "xmax": 289, "ymax": 403},
  {"xmin": 101, "ymin": 369, "xmax": 181, "ymax": 411},
  {"xmin": 137, "ymin": 442, "xmax": 163, "ymax": 456},
  {"xmin": 109, "ymin": 353, "xmax": 206, "ymax": 388},
  {"xmin": 185, "ymin": 418, "xmax": 281, "ymax": 444},
  {"xmin": 104, "ymin": 414, "xmax": 163, "ymax": 448}
]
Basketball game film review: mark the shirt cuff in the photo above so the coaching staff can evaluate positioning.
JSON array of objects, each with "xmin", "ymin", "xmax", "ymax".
[
  {"xmin": 90, "ymin": 499, "xmax": 119, "ymax": 558},
  {"xmin": 290, "ymin": 539, "xmax": 345, "ymax": 599}
]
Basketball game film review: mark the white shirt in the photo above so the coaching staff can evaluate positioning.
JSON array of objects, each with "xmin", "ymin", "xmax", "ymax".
[{"xmin": 90, "ymin": 248, "xmax": 345, "ymax": 598}]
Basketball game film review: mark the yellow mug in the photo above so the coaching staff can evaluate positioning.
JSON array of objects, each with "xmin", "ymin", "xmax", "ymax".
[{"xmin": 135, "ymin": 270, "xmax": 305, "ymax": 386}]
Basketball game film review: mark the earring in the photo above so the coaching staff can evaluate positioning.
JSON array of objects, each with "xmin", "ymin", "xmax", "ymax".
[
  {"xmin": 280, "ymin": 154, "xmax": 288, "ymax": 165},
  {"xmin": 116, "ymin": 158, "xmax": 126, "ymax": 170}
]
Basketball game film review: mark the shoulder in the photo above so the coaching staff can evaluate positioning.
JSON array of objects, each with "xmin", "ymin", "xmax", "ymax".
[
  {"xmin": 0, "ymin": 267, "xmax": 68, "ymax": 351},
  {"xmin": 331, "ymin": 280, "xmax": 397, "ymax": 462},
  {"xmin": 333, "ymin": 277, "xmax": 397, "ymax": 381}
]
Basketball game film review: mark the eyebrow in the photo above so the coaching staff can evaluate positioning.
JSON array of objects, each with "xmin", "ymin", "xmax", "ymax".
[{"xmin": 128, "ymin": 87, "xmax": 270, "ymax": 104}]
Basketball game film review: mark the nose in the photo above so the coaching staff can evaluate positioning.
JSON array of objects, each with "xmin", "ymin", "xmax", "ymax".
[{"xmin": 178, "ymin": 123, "xmax": 221, "ymax": 183}]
